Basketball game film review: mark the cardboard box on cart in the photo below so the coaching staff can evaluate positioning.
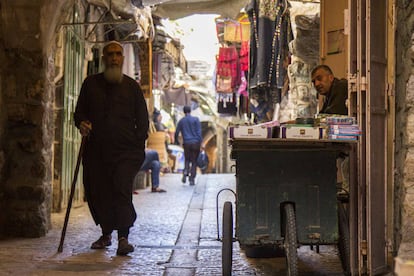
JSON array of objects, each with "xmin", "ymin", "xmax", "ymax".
[
  {"xmin": 280, "ymin": 124, "xmax": 324, "ymax": 139},
  {"xmin": 228, "ymin": 124, "xmax": 276, "ymax": 139}
]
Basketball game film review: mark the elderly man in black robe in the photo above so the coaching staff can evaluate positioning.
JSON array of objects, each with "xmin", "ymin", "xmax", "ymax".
[{"xmin": 74, "ymin": 41, "xmax": 149, "ymax": 256}]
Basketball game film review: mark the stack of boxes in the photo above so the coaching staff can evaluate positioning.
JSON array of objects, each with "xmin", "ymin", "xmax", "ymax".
[{"xmin": 324, "ymin": 116, "xmax": 362, "ymax": 141}]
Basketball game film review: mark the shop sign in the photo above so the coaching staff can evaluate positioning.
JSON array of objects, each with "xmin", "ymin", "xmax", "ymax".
[{"xmin": 187, "ymin": 60, "xmax": 210, "ymax": 76}]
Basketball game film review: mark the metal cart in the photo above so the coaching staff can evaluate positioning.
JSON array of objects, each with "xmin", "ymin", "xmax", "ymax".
[{"xmin": 218, "ymin": 138, "xmax": 354, "ymax": 275}]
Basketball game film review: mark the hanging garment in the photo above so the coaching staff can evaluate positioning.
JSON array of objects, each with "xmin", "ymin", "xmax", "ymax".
[
  {"xmin": 223, "ymin": 18, "xmax": 250, "ymax": 43},
  {"xmin": 153, "ymin": 52, "xmax": 174, "ymax": 90},
  {"xmin": 215, "ymin": 18, "xmax": 226, "ymax": 44},
  {"xmin": 237, "ymin": 71, "xmax": 248, "ymax": 97},
  {"xmin": 237, "ymin": 71, "xmax": 249, "ymax": 116},
  {"xmin": 246, "ymin": 0, "xmax": 293, "ymax": 90},
  {"xmin": 248, "ymin": 86, "xmax": 280, "ymax": 122},
  {"xmin": 278, "ymin": 59, "xmax": 317, "ymax": 122},
  {"xmin": 249, "ymin": 99, "xmax": 271, "ymax": 123},
  {"xmin": 216, "ymin": 46, "xmax": 240, "ymax": 93},
  {"xmin": 122, "ymin": 43, "xmax": 135, "ymax": 79},
  {"xmin": 291, "ymin": 14, "xmax": 320, "ymax": 66},
  {"xmin": 217, "ymin": 93, "xmax": 237, "ymax": 115},
  {"xmin": 162, "ymin": 86, "xmax": 192, "ymax": 106},
  {"xmin": 239, "ymin": 41, "xmax": 250, "ymax": 72},
  {"xmin": 238, "ymin": 93, "xmax": 249, "ymax": 115}
]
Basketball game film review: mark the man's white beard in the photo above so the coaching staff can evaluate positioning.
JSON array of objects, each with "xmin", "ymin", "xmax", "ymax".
[{"xmin": 104, "ymin": 66, "xmax": 123, "ymax": 84}]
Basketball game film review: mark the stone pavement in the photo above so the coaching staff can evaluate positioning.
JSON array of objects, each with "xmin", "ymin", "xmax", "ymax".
[{"xmin": 0, "ymin": 173, "xmax": 346, "ymax": 275}]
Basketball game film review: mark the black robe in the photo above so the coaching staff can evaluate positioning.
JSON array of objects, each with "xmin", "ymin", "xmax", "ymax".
[{"xmin": 74, "ymin": 73, "xmax": 149, "ymax": 230}]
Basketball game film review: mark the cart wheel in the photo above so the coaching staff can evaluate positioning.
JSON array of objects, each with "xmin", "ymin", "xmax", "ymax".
[
  {"xmin": 338, "ymin": 201, "xmax": 351, "ymax": 275},
  {"xmin": 222, "ymin": 201, "xmax": 233, "ymax": 276},
  {"xmin": 283, "ymin": 203, "xmax": 298, "ymax": 276}
]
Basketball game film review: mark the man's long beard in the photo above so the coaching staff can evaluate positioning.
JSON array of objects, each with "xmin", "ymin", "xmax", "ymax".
[{"xmin": 104, "ymin": 66, "xmax": 123, "ymax": 84}]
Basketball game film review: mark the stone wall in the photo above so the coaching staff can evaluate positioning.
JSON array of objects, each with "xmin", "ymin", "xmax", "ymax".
[
  {"xmin": 0, "ymin": 0, "xmax": 73, "ymax": 237},
  {"xmin": 395, "ymin": 0, "xmax": 414, "ymax": 259}
]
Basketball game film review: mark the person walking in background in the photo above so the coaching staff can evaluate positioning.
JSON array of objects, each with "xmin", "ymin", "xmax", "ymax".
[
  {"xmin": 140, "ymin": 149, "xmax": 166, "ymax": 193},
  {"xmin": 174, "ymin": 106, "xmax": 202, "ymax": 186},
  {"xmin": 74, "ymin": 40, "xmax": 149, "ymax": 256}
]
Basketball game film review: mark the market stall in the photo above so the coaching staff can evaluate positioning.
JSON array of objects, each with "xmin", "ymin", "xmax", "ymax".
[{"xmin": 221, "ymin": 137, "xmax": 356, "ymax": 275}]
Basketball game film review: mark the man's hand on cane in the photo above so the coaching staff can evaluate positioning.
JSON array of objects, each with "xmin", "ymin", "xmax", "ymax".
[{"xmin": 80, "ymin": 120, "xmax": 92, "ymax": 136}]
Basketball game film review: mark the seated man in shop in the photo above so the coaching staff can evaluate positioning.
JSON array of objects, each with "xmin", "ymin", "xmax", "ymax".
[
  {"xmin": 311, "ymin": 64, "xmax": 349, "ymax": 193},
  {"xmin": 311, "ymin": 64, "xmax": 348, "ymax": 115},
  {"xmin": 140, "ymin": 149, "xmax": 166, "ymax": 193}
]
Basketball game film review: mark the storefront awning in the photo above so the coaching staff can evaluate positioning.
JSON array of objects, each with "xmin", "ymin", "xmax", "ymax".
[{"xmin": 143, "ymin": 0, "xmax": 250, "ymax": 20}]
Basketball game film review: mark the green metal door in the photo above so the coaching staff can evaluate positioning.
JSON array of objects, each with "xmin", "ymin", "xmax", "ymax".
[{"xmin": 61, "ymin": 19, "xmax": 85, "ymax": 208}]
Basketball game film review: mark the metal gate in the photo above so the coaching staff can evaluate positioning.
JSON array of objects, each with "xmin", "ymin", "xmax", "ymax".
[
  {"xmin": 61, "ymin": 12, "xmax": 85, "ymax": 208},
  {"xmin": 348, "ymin": 0, "xmax": 389, "ymax": 274}
]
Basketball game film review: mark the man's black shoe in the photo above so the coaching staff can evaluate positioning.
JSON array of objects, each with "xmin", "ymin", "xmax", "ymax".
[
  {"xmin": 91, "ymin": 235, "xmax": 112, "ymax": 249},
  {"xmin": 116, "ymin": 237, "xmax": 134, "ymax": 256}
]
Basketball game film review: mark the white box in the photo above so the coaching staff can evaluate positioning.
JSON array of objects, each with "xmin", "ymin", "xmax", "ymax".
[
  {"xmin": 280, "ymin": 125, "xmax": 323, "ymax": 139},
  {"xmin": 228, "ymin": 125, "xmax": 273, "ymax": 139}
]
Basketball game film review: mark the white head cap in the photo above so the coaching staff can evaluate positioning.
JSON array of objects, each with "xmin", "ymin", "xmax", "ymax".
[{"xmin": 103, "ymin": 40, "xmax": 123, "ymax": 52}]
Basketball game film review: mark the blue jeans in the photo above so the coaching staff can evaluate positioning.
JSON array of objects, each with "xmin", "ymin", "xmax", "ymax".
[{"xmin": 140, "ymin": 150, "xmax": 160, "ymax": 188}]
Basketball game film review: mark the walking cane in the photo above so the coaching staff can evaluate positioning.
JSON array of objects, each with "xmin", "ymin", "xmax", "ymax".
[{"xmin": 58, "ymin": 136, "xmax": 86, "ymax": 253}]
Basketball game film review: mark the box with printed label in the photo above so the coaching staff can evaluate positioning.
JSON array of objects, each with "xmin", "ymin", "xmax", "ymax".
[
  {"xmin": 229, "ymin": 125, "xmax": 273, "ymax": 139},
  {"xmin": 280, "ymin": 125, "xmax": 323, "ymax": 139}
]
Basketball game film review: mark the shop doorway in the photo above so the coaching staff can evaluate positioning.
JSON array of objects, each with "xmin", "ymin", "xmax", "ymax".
[{"xmin": 346, "ymin": 0, "xmax": 390, "ymax": 274}]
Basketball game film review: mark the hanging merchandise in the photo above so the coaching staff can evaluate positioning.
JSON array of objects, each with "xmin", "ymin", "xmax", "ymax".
[
  {"xmin": 237, "ymin": 71, "xmax": 249, "ymax": 115},
  {"xmin": 223, "ymin": 15, "xmax": 250, "ymax": 43},
  {"xmin": 216, "ymin": 75, "xmax": 233, "ymax": 93},
  {"xmin": 239, "ymin": 40, "xmax": 250, "ymax": 72},
  {"xmin": 216, "ymin": 46, "xmax": 240, "ymax": 93},
  {"xmin": 246, "ymin": 0, "xmax": 293, "ymax": 90},
  {"xmin": 278, "ymin": 8, "xmax": 320, "ymax": 123},
  {"xmin": 238, "ymin": 93, "xmax": 249, "ymax": 115},
  {"xmin": 243, "ymin": 0, "xmax": 293, "ymax": 122},
  {"xmin": 152, "ymin": 52, "xmax": 174, "ymax": 90},
  {"xmin": 237, "ymin": 71, "xmax": 248, "ymax": 96},
  {"xmin": 215, "ymin": 18, "xmax": 226, "ymax": 44},
  {"xmin": 161, "ymin": 86, "xmax": 192, "ymax": 106},
  {"xmin": 290, "ymin": 14, "xmax": 320, "ymax": 67},
  {"xmin": 249, "ymin": 88, "xmax": 272, "ymax": 123},
  {"xmin": 217, "ymin": 93, "xmax": 238, "ymax": 115}
]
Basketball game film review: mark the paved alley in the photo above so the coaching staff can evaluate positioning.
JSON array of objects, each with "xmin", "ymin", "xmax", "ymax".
[{"xmin": 0, "ymin": 173, "xmax": 345, "ymax": 275}]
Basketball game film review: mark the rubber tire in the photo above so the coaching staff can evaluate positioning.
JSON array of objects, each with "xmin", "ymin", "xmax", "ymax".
[
  {"xmin": 283, "ymin": 203, "xmax": 298, "ymax": 276},
  {"xmin": 222, "ymin": 201, "xmax": 233, "ymax": 276},
  {"xmin": 338, "ymin": 201, "xmax": 351, "ymax": 275}
]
